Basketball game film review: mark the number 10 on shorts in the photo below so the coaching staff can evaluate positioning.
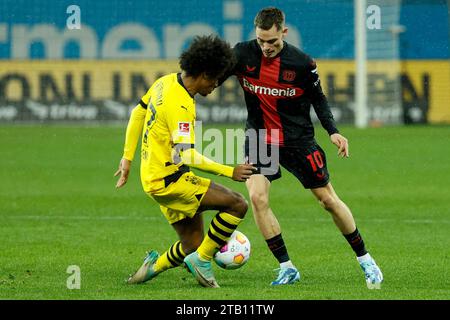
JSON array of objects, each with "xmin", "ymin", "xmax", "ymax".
[{"xmin": 306, "ymin": 151, "xmax": 324, "ymax": 172}]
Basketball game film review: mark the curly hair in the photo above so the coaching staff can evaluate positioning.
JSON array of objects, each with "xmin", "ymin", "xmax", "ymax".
[
  {"xmin": 254, "ymin": 7, "xmax": 285, "ymax": 31},
  {"xmin": 179, "ymin": 35, "xmax": 235, "ymax": 79}
]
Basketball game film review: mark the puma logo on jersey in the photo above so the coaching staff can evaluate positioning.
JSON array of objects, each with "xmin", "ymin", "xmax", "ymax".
[{"xmin": 316, "ymin": 172, "xmax": 325, "ymax": 179}]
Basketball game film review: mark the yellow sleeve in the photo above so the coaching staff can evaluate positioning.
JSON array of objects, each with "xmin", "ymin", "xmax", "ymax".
[
  {"xmin": 122, "ymin": 91, "xmax": 151, "ymax": 161},
  {"xmin": 122, "ymin": 105, "xmax": 146, "ymax": 161},
  {"xmin": 180, "ymin": 147, "xmax": 234, "ymax": 178}
]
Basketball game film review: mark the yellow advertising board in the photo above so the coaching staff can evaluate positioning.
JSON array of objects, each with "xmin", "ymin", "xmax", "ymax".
[{"xmin": 0, "ymin": 60, "xmax": 449, "ymax": 123}]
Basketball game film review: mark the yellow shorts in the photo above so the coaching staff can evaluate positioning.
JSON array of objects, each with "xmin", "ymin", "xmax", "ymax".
[{"xmin": 149, "ymin": 172, "xmax": 211, "ymax": 224}]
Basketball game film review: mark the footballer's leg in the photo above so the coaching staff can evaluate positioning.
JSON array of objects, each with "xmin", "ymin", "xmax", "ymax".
[
  {"xmin": 127, "ymin": 211, "xmax": 202, "ymax": 284},
  {"xmin": 245, "ymin": 137, "xmax": 300, "ymax": 285},
  {"xmin": 246, "ymin": 174, "xmax": 300, "ymax": 285},
  {"xmin": 196, "ymin": 181, "xmax": 248, "ymax": 259},
  {"xmin": 246, "ymin": 175, "xmax": 279, "ymax": 239},
  {"xmin": 128, "ymin": 171, "xmax": 209, "ymax": 285},
  {"xmin": 183, "ymin": 182, "xmax": 248, "ymax": 288},
  {"xmin": 311, "ymin": 183, "xmax": 356, "ymax": 234},
  {"xmin": 311, "ymin": 183, "xmax": 383, "ymax": 289}
]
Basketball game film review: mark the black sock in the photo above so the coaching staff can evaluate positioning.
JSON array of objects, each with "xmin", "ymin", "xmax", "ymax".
[
  {"xmin": 343, "ymin": 227, "xmax": 368, "ymax": 257},
  {"xmin": 266, "ymin": 234, "xmax": 290, "ymax": 263}
]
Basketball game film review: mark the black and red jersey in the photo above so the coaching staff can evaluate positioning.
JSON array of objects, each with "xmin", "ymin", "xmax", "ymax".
[{"xmin": 226, "ymin": 39, "xmax": 339, "ymax": 146}]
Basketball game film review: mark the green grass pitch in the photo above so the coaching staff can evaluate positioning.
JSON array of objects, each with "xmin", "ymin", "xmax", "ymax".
[{"xmin": 0, "ymin": 124, "xmax": 449, "ymax": 300}]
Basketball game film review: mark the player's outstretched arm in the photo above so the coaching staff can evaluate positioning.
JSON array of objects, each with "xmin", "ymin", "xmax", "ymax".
[
  {"xmin": 115, "ymin": 103, "xmax": 147, "ymax": 189},
  {"xmin": 330, "ymin": 133, "xmax": 349, "ymax": 158},
  {"xmin": 114, "ymin": 158, "xmax": 131, "ymax": 188},
  {"xmin": 180, "ymin": 147, "xmax": 255, "ymax": 181}
]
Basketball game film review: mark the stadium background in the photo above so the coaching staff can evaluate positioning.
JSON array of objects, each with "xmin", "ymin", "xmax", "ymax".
[{"xmin": 0, "ymin": 0, "xmax": 449, "ymax": 124}]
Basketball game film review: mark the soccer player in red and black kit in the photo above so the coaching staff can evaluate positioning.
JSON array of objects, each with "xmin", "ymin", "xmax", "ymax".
[{"xmin": 221, "ymin": 7, "xmax": 383, "ymax": 288}]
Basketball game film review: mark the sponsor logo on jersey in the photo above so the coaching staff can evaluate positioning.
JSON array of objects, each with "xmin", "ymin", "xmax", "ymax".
[{"xmin": 242, "ymin": 78, "xmax": 297, "ymax": 97}]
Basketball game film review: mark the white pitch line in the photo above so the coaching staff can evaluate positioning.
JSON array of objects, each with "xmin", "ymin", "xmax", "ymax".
[
  {"xmin": 299, "ymin": 217, "xmax": 450, "ymax": 224},
  {"xmin": 0, "ymin": 215, "xmax": 161, "ymax": 221},
  {"xmin": 1, "ymin": 215, "xmax": 450, "ymax": 224}
]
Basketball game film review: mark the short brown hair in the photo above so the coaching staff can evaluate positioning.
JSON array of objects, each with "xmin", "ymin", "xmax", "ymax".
[{"xmin": 254, "ymin": 7, "xmax": 285, "ymax": 31}]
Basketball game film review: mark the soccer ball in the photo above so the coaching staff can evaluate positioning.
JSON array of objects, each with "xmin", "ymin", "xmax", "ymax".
[{"xmin": 213, "ymin": 230, "xmax": 251, "ymax": 270}]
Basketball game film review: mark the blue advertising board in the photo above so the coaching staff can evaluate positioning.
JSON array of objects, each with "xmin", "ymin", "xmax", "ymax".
[{"xmin": 0, "ymin": 0, "xmax": 448, "ymax": 60}]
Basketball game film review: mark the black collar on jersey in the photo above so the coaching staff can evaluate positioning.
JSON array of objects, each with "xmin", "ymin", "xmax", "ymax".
[
  {"xmin": 277, "ymin": 40, "xmax": 288, "ymax": 57},
  {"xmin": 177, "ymin": 73, "xmax": 194, "ymax": 99}
]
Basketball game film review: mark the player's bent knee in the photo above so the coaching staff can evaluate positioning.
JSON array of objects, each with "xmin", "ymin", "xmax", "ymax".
[
  {"xmin": 229, "ymin": 192, "xmax": 248, "ymax": 218},
  {"xmin": 319, "ymin": 195, "xmax": 339, "ymax": 212},
  {"xmin": 249, "ymin": 191, "xmax": 269, "ymax": 211}
]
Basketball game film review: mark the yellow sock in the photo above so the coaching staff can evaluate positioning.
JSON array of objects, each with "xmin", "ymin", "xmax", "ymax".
[
  {"xmin": 153, "ymin": 240, "xmax": 186, "ymax": 273},
  {"xmin": 197, "ymin": 212, "xmax": 242, "ymax": 260}
]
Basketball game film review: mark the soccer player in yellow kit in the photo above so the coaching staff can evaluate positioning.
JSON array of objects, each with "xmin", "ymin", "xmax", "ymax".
[{"xmin": 114, "ymin": 35, "xmax": 255, "ymax": 288}]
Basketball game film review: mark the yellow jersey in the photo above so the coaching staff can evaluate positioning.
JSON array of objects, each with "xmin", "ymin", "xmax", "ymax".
[{"xmin": 122, "ymin": 73, "xmax": 233, "ymax": 193}]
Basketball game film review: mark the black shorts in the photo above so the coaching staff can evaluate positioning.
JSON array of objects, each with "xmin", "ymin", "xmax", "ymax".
[{"xmin": 244, "ymin": 137, "xmax": 330, "ymax": 189}]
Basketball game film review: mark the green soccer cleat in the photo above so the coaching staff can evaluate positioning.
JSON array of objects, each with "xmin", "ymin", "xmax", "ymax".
[
  {"xmin": 127, "ymin": 250, "xmax": 160, "ymax": 284},
  {"xmin": 183, "ymin": 252, "xmax": 220, "ymax": 288}
]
